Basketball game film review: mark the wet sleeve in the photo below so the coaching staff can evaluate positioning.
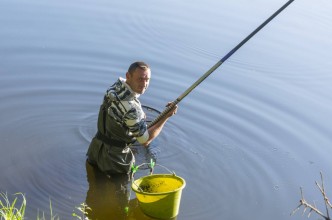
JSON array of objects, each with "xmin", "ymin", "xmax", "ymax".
[{"xmin": 136, "ymin": 128, "xmax": 149, "ymax": 144}]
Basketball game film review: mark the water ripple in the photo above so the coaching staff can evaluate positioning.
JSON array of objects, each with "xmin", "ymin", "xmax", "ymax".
[{"xmin": 1, "ymin": 0, "xmax": 332, "ymax": 219}]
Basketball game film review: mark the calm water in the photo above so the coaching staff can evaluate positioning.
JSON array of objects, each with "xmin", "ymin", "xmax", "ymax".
[{"xmin": 1, "ymin": 0, "xmax": 332, "ymax": 219}]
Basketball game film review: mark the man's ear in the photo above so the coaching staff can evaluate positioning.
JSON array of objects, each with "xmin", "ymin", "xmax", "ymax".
[{"xmin": 125, "ymin": 72, "xmax": 130, "ymax": 80}]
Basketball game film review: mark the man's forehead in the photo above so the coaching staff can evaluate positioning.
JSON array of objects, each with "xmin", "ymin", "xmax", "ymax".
[{"xmin": 135, "ymin": 69, "xmax": 151, "ymax": 77}]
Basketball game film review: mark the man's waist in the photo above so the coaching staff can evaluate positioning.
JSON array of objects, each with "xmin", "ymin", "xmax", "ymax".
[{"xmin": 95, "ymin": 131, "xmax": 129, "ymax": 148}]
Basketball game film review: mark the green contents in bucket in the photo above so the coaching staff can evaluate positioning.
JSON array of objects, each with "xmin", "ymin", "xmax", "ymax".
[
  {"xmin": 132, "ymin": 174, "xmax": 186, "ymax": 219},
  {"xmin": 139, "ymin": 178, "xmax": 181, "ymax": 193},
  {"xmin": 140, "ymin": 180, "xmax": 165, "ymax": 193}
]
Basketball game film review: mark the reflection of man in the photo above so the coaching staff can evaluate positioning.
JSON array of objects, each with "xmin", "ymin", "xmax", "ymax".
[
  {"xmin": 87, "ymin": 61, "xmax": 177, "ymax": 174},
  {"xmin": 85, "ymin": 161, "xmax": 151, "ymax": 220}
]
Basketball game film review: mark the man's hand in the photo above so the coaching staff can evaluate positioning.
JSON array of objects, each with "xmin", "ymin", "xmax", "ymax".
[{"xmin": 165, "ymin": 102, "xmax": 178, "ymax": 118}]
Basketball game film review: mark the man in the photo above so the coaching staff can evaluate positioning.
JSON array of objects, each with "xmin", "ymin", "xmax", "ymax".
[{"xmin": 87, "ymin": 61, "xmax": 177, "ymax": 174}]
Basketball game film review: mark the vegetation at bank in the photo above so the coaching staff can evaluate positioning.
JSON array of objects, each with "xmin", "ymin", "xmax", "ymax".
[{"xmin": 0, "ymin": 192, "xmax": 90, "ymax": 220}]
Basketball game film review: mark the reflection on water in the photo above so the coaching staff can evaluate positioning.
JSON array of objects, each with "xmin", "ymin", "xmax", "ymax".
[
  {"xmin": 85, "ymin": 162, "xmax": 155, "ymax": 220},
  {"xmin": 1, "ymin": 0, "xmax": 332, "ymax": 219},
  {"xmin": 85, "ymin": 162, "xmax": 132, "ymax": 219}
]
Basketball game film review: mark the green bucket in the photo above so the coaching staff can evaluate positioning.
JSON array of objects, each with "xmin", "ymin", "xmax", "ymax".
[{"xmin": 132, "ymin": 174, "xmax": 186, "ymax": 219}]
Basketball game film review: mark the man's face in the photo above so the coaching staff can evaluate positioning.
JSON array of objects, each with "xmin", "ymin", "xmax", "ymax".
[{"xmin": 126, "ymin": 67, "xmax": 151, "ymax": 94}]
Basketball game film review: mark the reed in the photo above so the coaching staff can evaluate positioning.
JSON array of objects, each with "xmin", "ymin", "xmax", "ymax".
[
  {"xmin": 0, "ymin": 192, "xmax": 90, "ymax": 220},
  {"xmin": 0, "ymin": 192, "xmax": 26, "ymax": 220},
  {"xmin": 36, "ymin": 200, "xmax": 59, "ymax": 220}
]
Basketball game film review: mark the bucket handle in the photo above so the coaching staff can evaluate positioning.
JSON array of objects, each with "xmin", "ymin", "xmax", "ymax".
[
  {"xmin": 131, "ymin": 162, "xmax": 176, "ymax": 192},
  {"xmin": 132, "ymin": 162, "xmax": 176, "ymax": 176}
]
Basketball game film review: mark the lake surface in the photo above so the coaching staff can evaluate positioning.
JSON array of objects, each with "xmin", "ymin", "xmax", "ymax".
[{"xmin": 1, "ymin": 0, "xmax": 332, "ymax": 219}]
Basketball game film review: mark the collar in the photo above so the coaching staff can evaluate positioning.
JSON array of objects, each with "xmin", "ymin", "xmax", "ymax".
[{"xmin": 119, "ymin": 77, "xmax": 140, "ymax": 99}]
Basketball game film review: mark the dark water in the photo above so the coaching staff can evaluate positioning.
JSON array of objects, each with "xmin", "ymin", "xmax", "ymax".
[{"xmin": 1, "ymin": 0, "xmax": 332, "ymax": 219}]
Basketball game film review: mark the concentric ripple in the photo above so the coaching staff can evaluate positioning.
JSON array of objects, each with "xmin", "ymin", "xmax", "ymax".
[{"xmin": 1, "ymin": 0, "xmax": 332, "ymax": 220}]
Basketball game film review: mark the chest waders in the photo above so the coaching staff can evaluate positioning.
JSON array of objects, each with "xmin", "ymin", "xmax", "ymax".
[{"xmin": 87, "ymin": 98, "xmax": 135, "ymax": 174}]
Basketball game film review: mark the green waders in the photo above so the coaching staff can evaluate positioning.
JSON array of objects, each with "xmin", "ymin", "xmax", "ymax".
[{"xmin": 87, "ymin": 102, "xmax": 135, "ymax": 174}]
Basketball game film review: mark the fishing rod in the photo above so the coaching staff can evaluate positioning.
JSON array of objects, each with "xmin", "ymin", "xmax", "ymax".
[{"xmin": 148, "ymin": 0, "xmax": 294, "ymax": 128}]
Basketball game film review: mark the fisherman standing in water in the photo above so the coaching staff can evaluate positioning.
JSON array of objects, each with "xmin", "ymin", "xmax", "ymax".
[{"xmin": 87, "ymin": 61, "xmax": 177, "ymax": 174}]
